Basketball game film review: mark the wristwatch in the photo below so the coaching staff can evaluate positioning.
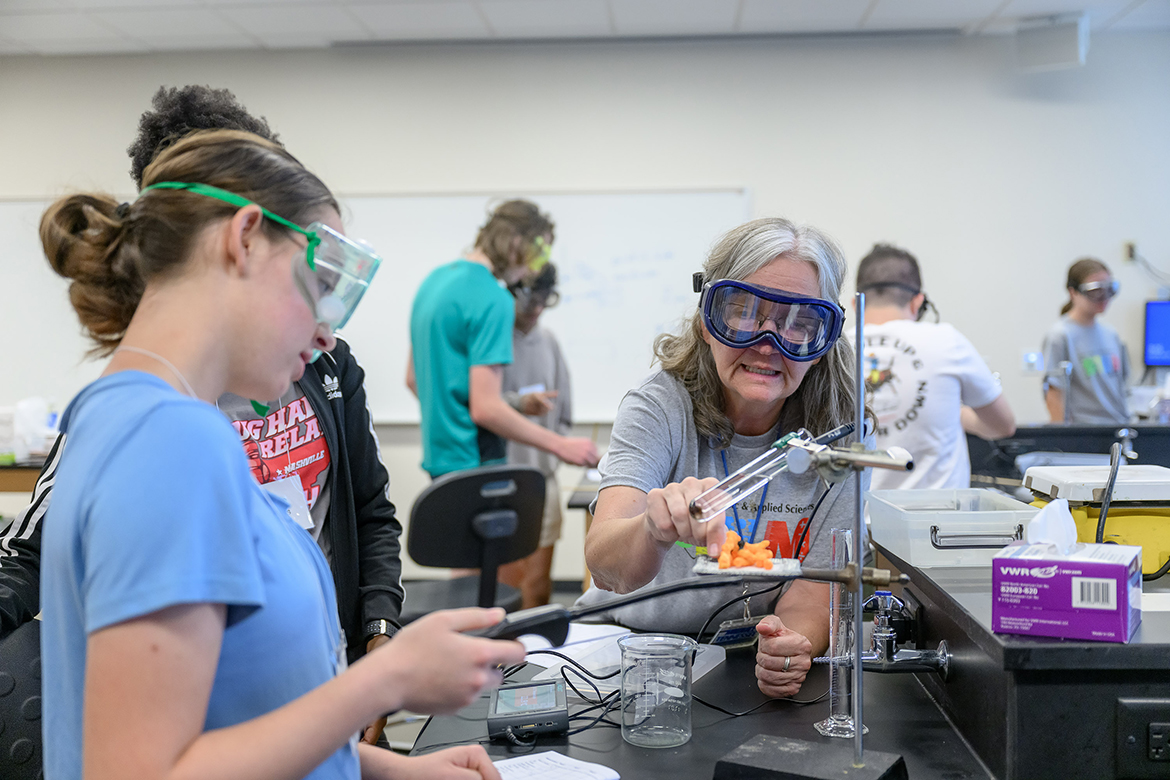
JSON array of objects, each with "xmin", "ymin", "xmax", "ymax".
[{"xmin": 363, "ymin": 619, "xmax": 396, "ymax": 644}]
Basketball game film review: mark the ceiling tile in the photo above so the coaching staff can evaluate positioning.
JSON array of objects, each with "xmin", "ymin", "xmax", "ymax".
[
  {"xmin": 0, "ymin": 0, "xmax": 74, "ymax": 12},
  {"xmin": 0, "ymin": 12, "xmax": 127, "ymax": 42},
  {"xmin": 864, "ymin": 0, "xmax": 1005, "ymax": 30},
  {"xmin": 738, "ymin": 0, "xmax": 873, "ymax": 33},
  {"xmin": 91, "ymin": 7, "xmax": 248, "ymax": 39},
  {"xmin": 479, "ymin": 0, "xmax": 612, "ymax": 38},
  {"xmin": 1107, "ymin": 0, "xmax": 1170, "ymax": 30},
  {"xmin": 347, "ymin": 2, "xmax": 490, "ymax": 40},
  {"xmin": 609, "ymin": 0, "xmax": 740, "ymax": 36},
  {"xmin": 65, "ymin": 0, "xmax": 205, "ymax": 8},
  {"xmin": 221, "ymin": 4, "xmax": 370, "ymax": 46},
  {"xmin": 31, "ymin": 37, "xmax": 151, "ymax": 54}
]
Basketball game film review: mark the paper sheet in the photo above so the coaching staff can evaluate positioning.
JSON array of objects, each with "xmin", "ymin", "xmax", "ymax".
[{"xmin": 494, "ymin": 751, "xmax": 619, "ymax": 779}]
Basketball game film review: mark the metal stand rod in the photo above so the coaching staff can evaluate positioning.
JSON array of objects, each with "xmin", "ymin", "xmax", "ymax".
[{"xmin": 852, "ymin": 292, "xmax": 865, "ymax": 767}]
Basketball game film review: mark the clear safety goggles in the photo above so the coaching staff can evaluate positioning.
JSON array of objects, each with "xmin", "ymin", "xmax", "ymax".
[
  {"xmin": 512, "ymin": 285, "xmax": 560, "ymax": 310},
  {"xmin": 1077, "ymin": 278, "xmax": 1120, "ymax": 303},
  {"xmin": 698, "ymin": 279, "xmax": 844, "ymax": 362},
  {"xmin": 140, "ymin": 182, "xmax": 381, "ymax": 331}
]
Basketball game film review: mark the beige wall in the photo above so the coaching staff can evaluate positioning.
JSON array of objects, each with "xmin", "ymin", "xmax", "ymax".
[{"xmin": 2, "ymin": 30, "xmax": 1168, "ymax": 581}]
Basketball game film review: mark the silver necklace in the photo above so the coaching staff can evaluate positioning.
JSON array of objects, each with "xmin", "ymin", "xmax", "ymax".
[{"xmin": 113, "ymin": 345, "xmax": 199, "ymax": 399}]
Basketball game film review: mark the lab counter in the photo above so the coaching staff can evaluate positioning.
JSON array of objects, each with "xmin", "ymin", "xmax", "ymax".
[
  {"xmin": 413, "ymin": 645, "xmax": 992, "ymax": 779},
  {"xmin": 878, "ymin": 544, "xmax": 1170, "ymax": 780}
]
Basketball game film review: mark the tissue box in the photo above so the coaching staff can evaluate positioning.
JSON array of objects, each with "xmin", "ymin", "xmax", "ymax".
[{"xmin": 992, "ymin": 542, "xmax": 1142, "ymax": 643}]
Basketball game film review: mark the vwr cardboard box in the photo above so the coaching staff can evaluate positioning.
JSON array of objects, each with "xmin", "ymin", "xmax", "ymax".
[{"xmin": 992, "ymin": 542, "xmax": 1142, "ymax": 643}]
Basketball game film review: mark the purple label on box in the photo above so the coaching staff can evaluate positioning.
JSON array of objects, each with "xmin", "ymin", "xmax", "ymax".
[{"xmin": 992, "ymin": 543, "xmax": 1142, "ymax": 643}]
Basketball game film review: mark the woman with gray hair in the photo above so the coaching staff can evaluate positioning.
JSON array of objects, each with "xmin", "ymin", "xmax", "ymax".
[{"xmin": 577, "ymin": 217, "xmax": 867, "ymax": 699}]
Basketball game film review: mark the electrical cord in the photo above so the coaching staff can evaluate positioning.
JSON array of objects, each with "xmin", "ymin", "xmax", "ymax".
[
  {"xmin": 692, "ymin": 685, "xmax": 830, "ymax": 717},
  {"xmin": 1144, "ymin": 557, "xmax": 1170, "ymax": 582},
  {"xmin": 694, "ymin": 581, "xmax": 786, "ymax": 642},
  {"xmin": 1095, "ymin": 442, "xmax": 1123, "ymax": 543},
  {"xmin": 791, "ymin": 484, "xmax": 833, "ymax": 562}
]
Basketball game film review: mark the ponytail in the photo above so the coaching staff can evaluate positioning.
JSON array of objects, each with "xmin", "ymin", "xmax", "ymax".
[{"xmin": 40, "ymin": 194, "xmax": 144, "ymax": 357}]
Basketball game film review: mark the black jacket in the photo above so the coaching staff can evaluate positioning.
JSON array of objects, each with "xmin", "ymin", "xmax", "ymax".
[{"xmin": 0, "ymin": 337, "xmax": 404, "ymax": 663}]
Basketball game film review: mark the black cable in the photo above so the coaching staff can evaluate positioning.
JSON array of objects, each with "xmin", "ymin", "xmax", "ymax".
[
  {"xmin": 1143, "ymin": 557, "xmax": 1170, "ymax": 582},
  {"xmin": 791, "ymin": 484, "xmax": 833, "ymax": 561},
  {"xmin": 526, "ymin": 649, "xmax": 621, "ymax": 679},
  {"xmin": 692, "ymin": 687, "xmax": 833, "ymax": 720},
  {"xmin": 566, "ymin": 695, "xmax": 622, "ymax": 736},
  {"xmin": 502, "ymin": 725, "xmax": 538, "ymax": 752},
  {"xmin": 693, "ymin": 581, "xmax": 786, "ymax": 643},
  {"xmin": 412, "ymin": 737, "xmax": 492, "ymax": 755},
  {"xmin": 1095, "ymin": 442, "xmax": 1123, "ymax": 543}
]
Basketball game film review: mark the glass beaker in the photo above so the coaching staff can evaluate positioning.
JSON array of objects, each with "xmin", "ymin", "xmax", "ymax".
[{"xmin": 617, "ymin": 634, "xmax": 698, "ymax": 748}]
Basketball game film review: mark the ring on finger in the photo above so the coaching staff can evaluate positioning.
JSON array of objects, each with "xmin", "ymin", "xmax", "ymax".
[{"xmin": 782, "ymin": 655, "xmax": 791, "ymax": 672}]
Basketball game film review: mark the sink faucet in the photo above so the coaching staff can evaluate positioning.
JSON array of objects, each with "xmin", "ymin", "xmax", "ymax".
[
  {"xmin": 859, "ymin": 591, "xmax": 950, "ymax": 679},
  {"xmin": 1115, "ymin": 427, "xmax": 1138, "ymax": 461}
]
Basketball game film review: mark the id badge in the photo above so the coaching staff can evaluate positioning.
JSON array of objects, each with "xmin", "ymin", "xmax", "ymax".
[
  {"xmin": 710, "ymin": 616, "xmax": 763, "ymax": 648},
  {"xmin": 263, "ymin": 474, "xmax": 313, "ymax": 530}
]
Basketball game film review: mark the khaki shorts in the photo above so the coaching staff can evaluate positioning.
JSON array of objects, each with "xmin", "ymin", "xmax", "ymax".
[{"xmin": 537, "ymin": 473, "xmax": 564, "ymax": 549}]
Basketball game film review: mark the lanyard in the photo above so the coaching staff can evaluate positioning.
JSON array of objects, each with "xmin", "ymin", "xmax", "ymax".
[{"xmin": 720, "ymin": 450, "xmax": 769, "ymax": 543}]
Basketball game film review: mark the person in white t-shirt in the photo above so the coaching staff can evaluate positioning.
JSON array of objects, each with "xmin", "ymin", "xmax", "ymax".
[{"xmin": 856, "ymin": 244, "xmax": 1016, "ymax": 490}]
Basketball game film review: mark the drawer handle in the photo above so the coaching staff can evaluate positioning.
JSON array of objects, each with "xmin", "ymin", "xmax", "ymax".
[{"xmin": 929, "ymin": 524, "xmax": 1023, "ymax": 550}]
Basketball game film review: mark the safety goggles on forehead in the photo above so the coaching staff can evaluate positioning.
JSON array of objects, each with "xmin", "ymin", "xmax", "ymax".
[
  {"xmin": 140, "ymin": 182, "xmax": 381, "ymax": 331},
  {"xmin": 528, "ymin": 236, "xmax": 552, "ymax": 272},
  {"xmin": 696, "ymin": 277, "xmax": 845, "ymax": 362},
  {"xmin": 1077, "ymin": 279, "xmax": 1120, "ymax": 302}
]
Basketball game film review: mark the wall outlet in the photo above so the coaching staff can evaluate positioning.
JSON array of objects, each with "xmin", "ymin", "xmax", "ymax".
[{"xmin": 1117, "ymin": 699, "xmax": 1170, "ymax": 777}]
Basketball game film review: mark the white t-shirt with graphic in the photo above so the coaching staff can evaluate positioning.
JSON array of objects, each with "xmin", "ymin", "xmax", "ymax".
[{"xmin": 862, "ymin": 320, "xmax": 1002, "ymax": 491}]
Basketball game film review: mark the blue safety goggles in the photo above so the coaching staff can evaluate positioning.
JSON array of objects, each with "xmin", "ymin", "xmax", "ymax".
[{"xmin": 698, "ymin": 279, "xmax": 844, "ymax": 362}]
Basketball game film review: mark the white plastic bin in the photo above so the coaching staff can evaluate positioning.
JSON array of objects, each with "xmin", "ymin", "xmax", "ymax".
[{"xmin": 867, "ymin": 489, "xmax": 1038, "ymax": 568}]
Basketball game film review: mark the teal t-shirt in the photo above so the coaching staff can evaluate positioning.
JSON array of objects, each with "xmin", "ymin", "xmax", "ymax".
[{"xmin": 411, "ymin": 260, "xmax": 514, "ymax": 476}]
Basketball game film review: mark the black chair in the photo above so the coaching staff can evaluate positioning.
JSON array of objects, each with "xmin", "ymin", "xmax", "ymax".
[
  {"xmin": 0, "ymin": 619, "xmax": 42, "ymax": 780},
  {"xmin": 400, "ymin": 465, "xmax": 546, "ymax": 624}
]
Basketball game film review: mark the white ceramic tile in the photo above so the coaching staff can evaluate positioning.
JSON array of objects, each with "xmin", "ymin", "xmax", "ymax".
[
  {"xmin": 609, "ymin": 0, "xmax": 739, "ymax": 36},
  {"xmin": 479, "ymin": 0, "xmax": 611, "ymax": 38},
  {"xmin": 347, "ymin": 1, "xmax": 490, "ymax": 39}
]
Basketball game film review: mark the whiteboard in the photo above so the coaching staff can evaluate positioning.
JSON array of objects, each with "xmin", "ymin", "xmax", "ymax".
[
  {"xmin": 2, "ymin": 190, "xmax": 750, "ymax": 421},
  {"xmin": 338, "ymin": 190, "xmax": 751, "ymax": 422}
]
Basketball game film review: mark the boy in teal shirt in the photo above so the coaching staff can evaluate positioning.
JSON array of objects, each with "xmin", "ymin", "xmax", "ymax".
[{"xmin": 408, "ymin": 200, "xmax": 599, "ymax": 477}]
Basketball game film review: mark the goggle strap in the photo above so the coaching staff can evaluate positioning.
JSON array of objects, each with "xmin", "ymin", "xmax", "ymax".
[{"xmin": 141, "ymin": 181, "xmax": 319, "ymax": 268}]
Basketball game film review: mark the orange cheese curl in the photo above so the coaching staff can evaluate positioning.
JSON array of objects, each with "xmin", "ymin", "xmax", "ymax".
[{"xmin": 715, "ymin": 530, "xmax": 774, "ymax": 569}]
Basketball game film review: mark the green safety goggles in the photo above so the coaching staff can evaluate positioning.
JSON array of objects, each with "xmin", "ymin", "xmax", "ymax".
[
  {"xmin": 140, "ymin": 182, "xmax": 381, "ymax": 331},
  {"xmin": 529, "ymin": 235, "xmax": 552, "ymax": 273}
]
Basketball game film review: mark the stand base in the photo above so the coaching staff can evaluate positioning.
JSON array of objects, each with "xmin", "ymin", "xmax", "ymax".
[
  {"xmin": 713, "ymin": 735, "xmax": 908, "ymax": 780},
  {"xmin": 813, "ymin": 715, "xmax": 869, "ymax": 738}
]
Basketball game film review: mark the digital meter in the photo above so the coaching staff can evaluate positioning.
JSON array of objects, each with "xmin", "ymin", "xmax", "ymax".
[{"xmin": 486, "ymin": 680, "xmax": 569, "ymax": 740}]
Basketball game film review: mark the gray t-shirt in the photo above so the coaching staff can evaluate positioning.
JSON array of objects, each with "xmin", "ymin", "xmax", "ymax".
[
  {"xmin": 1041, "ymin": 317, "xmax": 1130, "ymax": 425},
  {"xmin": 575, "ymin": 370, "xmax": 868, "ymax": 633},
  {"xmin": 502, "ymin": 325, "xmax": 572, "ymax": 478}
]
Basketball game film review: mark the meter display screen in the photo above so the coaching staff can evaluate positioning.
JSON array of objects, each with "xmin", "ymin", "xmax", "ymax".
[{"xmin": 493, "ymin": 683, "xmax": 558, "ymax": 714}]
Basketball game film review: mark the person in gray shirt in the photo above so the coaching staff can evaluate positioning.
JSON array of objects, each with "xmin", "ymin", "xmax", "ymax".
[
  {"xmin": 1042, "ymin": 258, "xmax": 1130, "ymax": 424},
  {"xmin": 578, "ymin": 217, "xmax": 869, "ymax": 699},
  {"xmin": 500, "ymin": 264, "xmax": 573, "ymax": 609}
]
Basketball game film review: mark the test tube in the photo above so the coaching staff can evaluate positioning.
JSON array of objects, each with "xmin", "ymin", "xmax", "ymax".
[
  {"xmin": 688, "ymin": 422, "xmax": 855, "ymax": 523},
  {"xmin": 813, "ymin": 527, "xmax": 867, "ymax": 738}
]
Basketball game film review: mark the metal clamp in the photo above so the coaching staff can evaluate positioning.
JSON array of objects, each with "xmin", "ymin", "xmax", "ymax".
[{"xmin": 929, "ymin": 524, "xmax": 1023, "ymax": 550}]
